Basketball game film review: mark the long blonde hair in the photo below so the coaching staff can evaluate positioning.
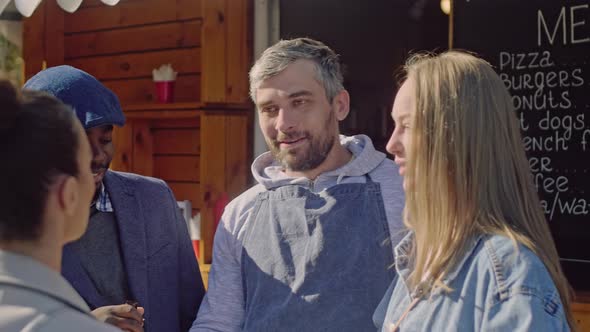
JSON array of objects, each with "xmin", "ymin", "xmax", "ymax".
[{"xmin": 402, "ymin": 51, "xmax": 574, "ymax": 328}]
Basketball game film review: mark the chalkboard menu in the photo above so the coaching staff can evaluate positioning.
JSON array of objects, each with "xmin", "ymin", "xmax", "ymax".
[{"xmin": 453, "ymin": 0, "xmax": 590, "ymax": 290}]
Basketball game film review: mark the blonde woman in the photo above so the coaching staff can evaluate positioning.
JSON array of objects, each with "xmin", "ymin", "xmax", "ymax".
[{"xmin": 374, "ymin": 51, "xmax": 574, "ymax": 331}]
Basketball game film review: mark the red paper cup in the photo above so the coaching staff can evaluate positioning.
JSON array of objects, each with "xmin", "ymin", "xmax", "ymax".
[{"xmin": 155, "ymin": 80, "xmax": 175, "ymax": 103}]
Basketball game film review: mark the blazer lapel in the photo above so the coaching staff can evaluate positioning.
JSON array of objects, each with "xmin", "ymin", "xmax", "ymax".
[{"xmin": 104, "ymin": 171, "xmax": 149, "ymax": 310}]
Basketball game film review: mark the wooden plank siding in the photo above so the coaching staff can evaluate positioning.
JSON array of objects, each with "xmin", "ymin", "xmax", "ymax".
[
  {"xmin": 151, "ymin": 118, "xmax": 200, "ymax": 129},
  {"xmin": 201, "ymin": 0, "xmax": 227, "ymax": 103},
  {"xmin": 102, "ymin": 74, "xmax": 201, "ymax": 105},
  {"xmin": 225, "ymin": 0, "xmax": 252, "ymax": 103},
  {"xmin": 153, "ymin": 129, "xmax": 200, "ymax": 155},
  {"xmin": 111, "ymin": 116, "xmax": 202, "ymax": 211},
  {"xmin": 152, "ymin": 118, "xmax": 201, "ymax": 214},
  {"xmin": 200, "ymin": 0, "xmax": 252, "ymax": 104},
  {"xmin": 573, "ymin": 302, "xmax": 590, "ymax": 331},
  {"xmin": 154, "ymin": 155, "xmax": 200, "ymax": 182},
  {"xmin": 169, "ymin": 182, "xmax": 201, "ymax": 210},
  {"xmin": 224, "ymin": 112, "xmax": 252, "ymax": 197},
  {"xmin": 44, "ymin": 1, "xmax": 65, "ymax": 68},
  {"xmin": 152, "ymin": 118, "xmax": 201, "ymax": 212},
  {"xmin": 66, "ymin": 0, "xmax": 201, "ymax": 33},
  {"xmin": 23, "ymin": 0, "xmax": 47, "ymax": 79},
  {"xmin": 64, "ymin": 21, "xmax": 201, "ymax": 59},
  {"xmin": 199, "ymin": 112, "xmax": 230, "ymax": 263},
  {"xmin": 132, "ymin": 120, "xmax": 154, "ymax": 176},
  {"xmin": 60, "ymin": 0, "xmax": 203, "ymax": 106},
  {"xmin": 111, "ymin": 124, "xmax": 133, "ymax": 173},
  {"xmin": 65, "ymin": 48, "xmax": 201, "ymax": 81}
]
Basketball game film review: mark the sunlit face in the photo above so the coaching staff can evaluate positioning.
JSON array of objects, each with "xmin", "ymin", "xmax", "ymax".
[
  {"xmin": 255, "ymin": 59, "xmax": 340, "ymax": 172},
  {"xmin": 86, "ymin": 124, "xmax": 114, "ymax": 198},
  {"xmin": 386, "ymin": 79, "xmax": 415, "ymax": 190},
  {"xmin": 65, "ymin": 121, "xmax": 95, "ymax": 242}
]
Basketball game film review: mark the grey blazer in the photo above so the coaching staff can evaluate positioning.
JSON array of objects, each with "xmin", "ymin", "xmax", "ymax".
[{"xmin": 62, "ymin": 170, "xmax": 205, "ymax": 332}]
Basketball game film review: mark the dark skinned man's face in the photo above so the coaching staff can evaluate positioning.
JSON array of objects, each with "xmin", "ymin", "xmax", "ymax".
[{"xmin": 86, "ymin": 124, "xmax": 114, "ymax": 200}]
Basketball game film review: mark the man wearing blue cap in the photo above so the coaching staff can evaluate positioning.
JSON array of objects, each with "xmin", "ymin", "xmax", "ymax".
[{"xmin": 24, "ymin": 66, "xmax": 206, "ymax": 332}]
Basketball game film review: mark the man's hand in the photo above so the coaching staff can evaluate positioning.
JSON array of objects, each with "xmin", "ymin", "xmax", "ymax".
[{"xmin": 91, "ymin": 304, "xmax": 145, "ymax": 332}]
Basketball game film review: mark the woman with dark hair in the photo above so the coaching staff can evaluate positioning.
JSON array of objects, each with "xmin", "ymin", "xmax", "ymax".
[
  {"xmin": 0, "ymin": 81, "xmax": 118, "ymax": 331},
  {"xmin": 375, "ymin": 51, "xmax": 574, "ymax": 331}
]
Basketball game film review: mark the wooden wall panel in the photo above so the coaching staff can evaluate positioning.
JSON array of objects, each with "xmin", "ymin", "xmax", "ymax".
[
  {"xmin": 573, "ymin": 302, "xmax": 590, "ymax": 331},
  {"xmin": 168, "ymin": 182, "xmax": 201, "ymax": 209},
  {"xmin": 44, "ymin": 1, "xmax": 65, "ymax": 67},
  {"xmin": 66, "ymin": 0, "xmax": 202, "ymax": 33},
  {"xmin": 103, "ymin": 74, "xmax": 201, "ymax": 105},
  {"xmin": 200, "ymin": 0, "xmax": 252, "ymax": 104},
  {"xmin": 152, "ymin": 118, "xmax": 200, "ymax": 129},
  {"xmin": 225, "ymin": 112, "xmax": 252, "ymax": 197},
  {"xmin": 199, "ymin": 112, "xmax": 227, "ymax": 262},
  {"xmin": 64, "ymin": 21, "xmax": 201, "ymax": 59},
  {"xmin": 23, "ymin": 1, "xmax": 46, "ymax": 80},
  {"xmin": 132, "ymin": 120, "xmax": 154, "ymax": 176},
  {"xmin": 178, "ymin": 0, "xmax": 203, "ymax": 20},
  {"xmin": 66, "ymin": 48, "xmax": 201, "ymax": 80},
  {"xmin": 111, "ymin": 124, "xmax": 133, "ymax": 172},
  {"xmin": 201, "ymin": 0, "xmax": 227, "ymax": 103},
  {"xmin": 154, "ymin": 156, "xmax": 200, "ymax": 182},
  {"xmin": 225, "ymin": 0, "xmax": 251, "ymax": 103},
  {"xmin": 153, "ymin": 129, "xmax": 200, "ymax": 155}
]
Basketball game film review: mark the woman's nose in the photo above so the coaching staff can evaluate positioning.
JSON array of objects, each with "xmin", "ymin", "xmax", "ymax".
[{"xmin": 386, "ymin": 128, "xmax": 401, "ymax": 156}]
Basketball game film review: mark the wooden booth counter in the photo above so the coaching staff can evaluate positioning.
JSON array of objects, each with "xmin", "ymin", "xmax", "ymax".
[{"xmin": 110, "ymin": 102, "xmax": 252, "ymax": 266}]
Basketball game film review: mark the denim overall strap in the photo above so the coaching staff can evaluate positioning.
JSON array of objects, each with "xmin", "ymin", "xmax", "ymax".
[{"xmin": 241, "ymin": 176, "xmax": 395, "ymax": 331}]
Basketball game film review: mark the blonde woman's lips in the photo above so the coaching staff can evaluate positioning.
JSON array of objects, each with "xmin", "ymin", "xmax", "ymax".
[{"xmin": 395, "ymin": 160, "xmax": 406, "ymax": 175}]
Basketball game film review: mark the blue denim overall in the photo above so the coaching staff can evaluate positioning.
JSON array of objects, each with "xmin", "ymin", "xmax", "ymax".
[{"xmin": 241, "ymin": 176, "xmax": 395, "ymax": 331}]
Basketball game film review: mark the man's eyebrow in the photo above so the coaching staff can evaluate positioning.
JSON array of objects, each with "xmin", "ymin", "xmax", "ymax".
[
  {"xmin": 288, "ymin": 90, "xmax": 313, "ymax": 99},
  {"xmin": 256, "ymin": 90, "xmax": 313, "ymax": 108},
  {"xmin": 257, "ymin": 100, "xmax": 275, "ymax": 109},
  {"xmin": 103, "ymin": 125, "xmax": 114, "ymax": 133}
]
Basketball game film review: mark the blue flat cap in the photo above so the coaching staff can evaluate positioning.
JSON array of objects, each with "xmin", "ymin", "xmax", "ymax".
[{"xmin": 23, "ymin": 65, "xmax": 125, "ymax": 129}]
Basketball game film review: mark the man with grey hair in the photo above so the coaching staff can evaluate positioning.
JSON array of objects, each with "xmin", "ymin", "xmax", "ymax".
[{"xmin": 191, "ymin": 37, "xmax": 405, "ymax": 331}]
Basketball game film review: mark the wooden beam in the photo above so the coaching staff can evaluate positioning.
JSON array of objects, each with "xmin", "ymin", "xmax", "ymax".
[
  {"xmin": 44, "ymin": 1, "xmax": 65, "ymax": 67},
  {"xmin": 23, "ymin": 1, "xmax": 46, "ymax": 80},
  {"xmin": 201, "ymin": 0, "xmax": 227, "ymax": 103}
]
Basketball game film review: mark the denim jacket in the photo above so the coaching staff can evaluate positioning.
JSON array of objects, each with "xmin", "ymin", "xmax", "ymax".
[{"xmin": 373, "ymin": 233, "xmax": 570, "ymax": 331}]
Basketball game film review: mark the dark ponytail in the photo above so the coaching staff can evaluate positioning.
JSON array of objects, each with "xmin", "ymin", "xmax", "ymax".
[{"xmin": 0, "ymin": 80, "xmax": 81, "ymax": 242}]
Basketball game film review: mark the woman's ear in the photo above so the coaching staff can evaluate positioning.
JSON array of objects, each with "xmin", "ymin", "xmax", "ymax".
[
  {"xmin": 332, "ymin": 89, "xmax": 350, "ymax": 121},
  {"xmin": 57, "ymin": 175, "xmax": 79, "ymax": 217}
]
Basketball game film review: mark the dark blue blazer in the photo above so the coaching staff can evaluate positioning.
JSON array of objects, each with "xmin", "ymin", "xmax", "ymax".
[{"xmin": 62, "ymin": 170, "xmax": 205, "ymax": 332}]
